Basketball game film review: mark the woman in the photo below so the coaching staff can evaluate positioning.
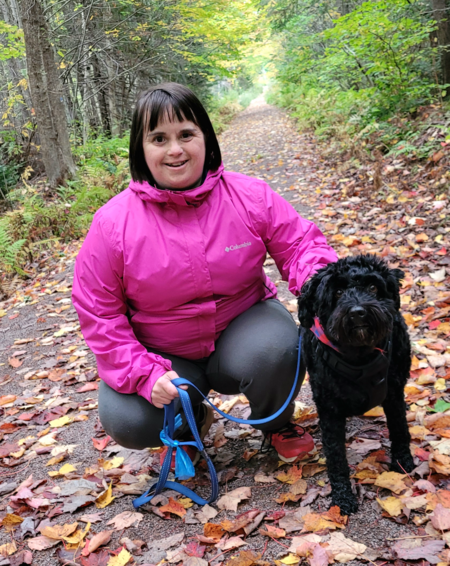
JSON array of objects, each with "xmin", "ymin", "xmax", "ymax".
[{"xmin": 72, "ymin": 83, "xmax": 338, "ymax": 466}]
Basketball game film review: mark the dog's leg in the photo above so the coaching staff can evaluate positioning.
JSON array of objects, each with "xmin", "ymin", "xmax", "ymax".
[
  {"xmin": 382, "ymin": 385, "xmax": 414, "ymax": 473},
  {"xmin": 319, "ymin": 409, "xmax": 358, "ymax": 515}
]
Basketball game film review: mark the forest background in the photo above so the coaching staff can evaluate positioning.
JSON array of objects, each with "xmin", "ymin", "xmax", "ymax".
[{"xmin": 0, "ymin": 0, "xmax": 449, "ymax": 292}]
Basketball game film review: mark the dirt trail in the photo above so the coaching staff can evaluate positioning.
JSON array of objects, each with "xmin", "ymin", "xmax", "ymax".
[{"xmin": 0, "ymin": 101, "xmax": 416, "ymax": 565}]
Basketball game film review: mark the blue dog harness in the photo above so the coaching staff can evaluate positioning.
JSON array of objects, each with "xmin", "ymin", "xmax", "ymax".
[{"xmin": 133, "ymin": 335, "xmax": 303, "ymax": 508}]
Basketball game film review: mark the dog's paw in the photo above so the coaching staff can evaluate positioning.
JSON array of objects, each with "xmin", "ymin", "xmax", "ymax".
[
  {"xmin": 331, "ymin": 492, "xmax": 358, "ymax": 515},
  {"xmin": 391, "ymin": 451, "xmax": 415, "ymax": 474}
]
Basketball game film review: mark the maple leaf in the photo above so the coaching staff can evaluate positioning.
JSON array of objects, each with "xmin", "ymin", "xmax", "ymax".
[
  {"xmin": 106, "ymin": 511, "xmax": 143, "ymax": 530},
  {"xmin": 374, "ymin": 471, "xmax": 408, "ymax": 494},
  {"xmin": 275, "ymin": 465, "xmax": 303, "ymax": 484},
  {"xmin": 83, "ymin": 530, "xmax": 113, "ymax": 555},
  {"xmin": 326, "ymin": 532, "xmax": 367, "ymax": 562},
  {"xmin": 185, "ymin": 541, "xmax": 206, "ymax": 557},
  {"xmin": 159, "ymin": 497, "xmax": 187, "ymax": 518},
  {"xmin": 217, "ymin": 486, "xmax": 251, "ymax": 512}
]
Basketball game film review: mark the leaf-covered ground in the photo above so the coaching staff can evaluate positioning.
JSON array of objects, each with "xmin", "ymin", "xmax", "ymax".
[{"xmin": 0, "ymin": 98, "xmax": 449, "ymax": 566}]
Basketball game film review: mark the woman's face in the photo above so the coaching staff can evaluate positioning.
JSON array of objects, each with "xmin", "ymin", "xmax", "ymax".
[{"xmin": 143, "ymin": 114, "xmax": 206, "ymax": 190}]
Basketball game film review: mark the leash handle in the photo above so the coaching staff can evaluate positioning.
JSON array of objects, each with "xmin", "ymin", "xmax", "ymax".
[{"xmin": 133, "ymin": 334, "xmax": 302, "ymax": 508}]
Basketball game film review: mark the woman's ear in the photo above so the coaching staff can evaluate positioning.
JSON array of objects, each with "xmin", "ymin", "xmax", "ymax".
[
  {"xmin": 388, "ymin": 268, "xmax": 404, "ymax": 310},
  {"xmin": 298, "ymin": 273, "xmax": 323, "ymax": 329}
]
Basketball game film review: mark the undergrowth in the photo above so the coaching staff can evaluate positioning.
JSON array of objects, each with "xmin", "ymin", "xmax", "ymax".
[{"xmin": 267, "ymin": 82, "xmax": 450, "ymax": 161}]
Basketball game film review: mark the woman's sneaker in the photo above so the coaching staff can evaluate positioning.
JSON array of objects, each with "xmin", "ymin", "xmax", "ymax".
[
  {"xmin": 159, "ymin": 402, "xmax": 215, "ymax": 469},
  {"xmin": 269, "ymin": 422, "xmax": 314, "ymax": 463}
]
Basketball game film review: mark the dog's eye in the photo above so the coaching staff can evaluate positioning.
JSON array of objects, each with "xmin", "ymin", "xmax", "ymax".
[
  {"xmin": 335, "ymin": 289, "xmax": 344, "ymax": 298},
  {"xmin": 368, "ymin": 284, "xmax": 378, "ymax": 294}
]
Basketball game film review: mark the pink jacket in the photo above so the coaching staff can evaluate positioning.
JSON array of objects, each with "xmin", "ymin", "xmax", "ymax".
[{"xmin": 72, "ymin": 165, "xmax": 337, "ymax": 404}]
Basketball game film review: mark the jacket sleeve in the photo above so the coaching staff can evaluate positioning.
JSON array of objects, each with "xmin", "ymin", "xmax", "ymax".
[
  {"xmin": 254, "ymin": 180, "xmax": 338, "ymax": 295},
  {"xmin": 71, "ymin": 212, "xmax": 172, "ymax": 404}
]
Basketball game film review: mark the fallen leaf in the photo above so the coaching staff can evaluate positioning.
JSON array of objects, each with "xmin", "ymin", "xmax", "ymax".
[
  {"xmin": 275, "ymin": 465, "xmax": 303, "ymax": 484},
  {"xmin": 107, "ymin": 548, "xmax": 131, "ymax": 566},
  {"xmin": 106, "ymin": 511, "xmax": 143, "ymax": 530},
  {"xmin": 159, "ymin": 497, "xmax": 187, "ymax": 518},
  {"xmin": 374, "ymin": 471, "xmax": 408, "ymax": 494},
  {"xmin": 0, "ymin": 541, "xmax": 17, "ymax": 556},
  {"xmin": 27, "ymin": 535, "xmax": 61, "ymax": 550},
  {"xmin": 92, "ymin": 436, "xmax": 112, "ymax": 451},
  {"xmin": 259, "ymin": 524, "xmax": 286, "ymax": 538},
  {"xmin": 95, "ymin": 483, "xmax": 115, "ymax": 509},
  {"xmin": 217, "ymin": 487, "xmax": 251, "ymax": 512},
  {"xmin": 431, "ymin": 503, "xmax": 450, "ymax": 530},
  {"xmin": 377, "ymin": 496, "xmax": 403, "ymax": 517},
  {"xmin": 326, "ymin": 532, "xmax": 367, "ymax": 562},
  {"xmin": 84, "ymin": 530, "xmax": 112, "ymax": 555},
  {"xmin": 41, "ymin": 522, "xmax": 78, "ymax": 540},
  {"xmin": 393, "ymin": 538, "xmax": 445, "ymax": 562}
]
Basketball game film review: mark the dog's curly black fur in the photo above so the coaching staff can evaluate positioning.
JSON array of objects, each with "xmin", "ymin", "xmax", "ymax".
[{"xmin": 298, "ymin": 254, "xmax": 414, "ymax": 515}]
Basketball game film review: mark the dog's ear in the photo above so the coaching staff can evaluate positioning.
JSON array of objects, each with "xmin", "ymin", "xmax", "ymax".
[
  {"xmin": 298, "ymin": 273, "xmax": 323, "ymax": 329},
  {"xmin": 388, "ymin": 268, "xmax": 404, "ymax": 310}
]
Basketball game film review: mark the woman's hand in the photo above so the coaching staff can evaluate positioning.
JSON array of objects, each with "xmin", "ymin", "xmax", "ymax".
[{"xmin": 151, "ymin": 370, "xmax": 188, "ymax": 409}]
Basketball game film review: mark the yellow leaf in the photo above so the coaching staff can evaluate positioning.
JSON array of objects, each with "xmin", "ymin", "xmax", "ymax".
[
  {"xmin": 1, "ymin": 514, "xmax": 23, "ymax": 532},
  {"xmin": 41, "ymin": 522, "xmax": 78, "ymax": 540},
  {"xmin": 377, "ymin": 496, "xmax": 403, "ymax": 516},
  {"xmin": 48, "ymin": 463, "xmax": 77, "ymax": 477},
  {"xmin": 374, "ymin": 472, "xmax": 408, "ymax": 494},
  {"xmin": 63, "ymin": 522, "xmax": 90, "ymax": 544},
  {"xmin": 178, "ymin": 497, "xmax": 194, "ymax": 509},
  {"xmin": 277, "ymin": 553, "xmax": 300, "ymax": 565},
  {"xmin": 49, "ymin": 415, "xmax": 73, "ymax": 428},
  {"xmin": 435, "ymin": 378, "xmax": 447, "ymax": 391},
  {"xmin": 102, "ymin": 457, "xmax": 124, "ymax": 470},
  {"xmin": 96, "ymin": 483, "xmax": 115, "ymax": 509},
  {"xmin": 107, "ymin": 548, "xmax": 132, "ymax": 566},
  {"xmin": 0, "ymin": 310, "xmax": 6, "ymax": 318},
  {"xmin": 386, "ymin": 194, "xmax": 396, "ymax": 204},
  {"xmin": 0, "ymin": 541, "xmax": 16, "ymax": 556},
  {"xmin": 363, "ymin": 406, "xmax": 384, "ymax": 417}
]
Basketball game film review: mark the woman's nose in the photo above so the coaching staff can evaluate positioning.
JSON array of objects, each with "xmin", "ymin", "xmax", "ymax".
[{"xmin": 167, "ymin": 140, "xmax": 183, "ymax": 155}]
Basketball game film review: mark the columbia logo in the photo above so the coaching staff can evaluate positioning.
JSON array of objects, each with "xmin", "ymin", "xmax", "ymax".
[{"xmin": 225, "ymin": 242, "xmax": 252, "ymax": 252}]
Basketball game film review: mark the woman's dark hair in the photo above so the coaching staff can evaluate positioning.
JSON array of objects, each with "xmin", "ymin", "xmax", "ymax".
[{"xmin": 129, "ymin": 82, "xmax": 222, "ymax": 184}]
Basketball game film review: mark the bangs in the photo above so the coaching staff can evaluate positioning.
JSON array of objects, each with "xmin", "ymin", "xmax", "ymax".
[{"xmin": 143, "ymin": 90, "xmax": 200, "ymax": 133}]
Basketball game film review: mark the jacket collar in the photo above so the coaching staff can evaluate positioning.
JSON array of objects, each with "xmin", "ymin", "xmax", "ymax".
[{"xmin": 128, "ymin": 163, "xmax": 224, "ymax": 207}]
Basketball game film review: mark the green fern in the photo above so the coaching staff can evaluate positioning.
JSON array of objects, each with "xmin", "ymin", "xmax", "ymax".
[{"xmin": 0, "ymin": 221, "xmax": 27, "ymax": 275}]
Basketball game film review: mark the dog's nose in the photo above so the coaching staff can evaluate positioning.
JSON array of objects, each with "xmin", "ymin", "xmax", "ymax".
[{"xmin": 349, "ymin": 306, "xmax": 367, "ymax": 323}]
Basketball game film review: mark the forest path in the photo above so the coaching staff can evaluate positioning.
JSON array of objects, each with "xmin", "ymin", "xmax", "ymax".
[{"xmin": 0, "ymin": 101, "xmax": 422, "ymax": 565}]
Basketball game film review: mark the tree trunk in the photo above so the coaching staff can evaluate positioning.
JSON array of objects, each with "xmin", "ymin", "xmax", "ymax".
[
  {"xmin": 432, "ymin": 0, "xmax": 450, "ymax": 87},
  {"xmin": 18, "ymin": 0, "xmax": 76, "ymax": 187}
]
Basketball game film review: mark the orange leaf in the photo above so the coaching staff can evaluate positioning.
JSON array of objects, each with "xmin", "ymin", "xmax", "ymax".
[
  {"xmin": 259, "ymin": 524, "xmax": 286, "ymax": 538},
  {"xmin": 204, "ymin": 523, "xmax": 226, "ymax": 542},
  {"xmin": 159, "ymin": 497, "xmax": 186, "ymax": 518},
  {"xmin": 8, "ymin": 358, "xmax": 22, "ymax": 368},
  {"xmin": 275, "ymin": 465, "xmax": 303, "ymax": 484}
]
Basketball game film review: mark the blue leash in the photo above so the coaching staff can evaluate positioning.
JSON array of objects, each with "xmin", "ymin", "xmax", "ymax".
[{"xmin": 133, "ymin": 334, "xmax": 303, "ymax": 508}]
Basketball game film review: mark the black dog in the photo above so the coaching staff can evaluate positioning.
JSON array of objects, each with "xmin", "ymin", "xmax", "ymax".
[{"xmin": 298, "ymin": 254, "xmax": 414, "ymax": 515}]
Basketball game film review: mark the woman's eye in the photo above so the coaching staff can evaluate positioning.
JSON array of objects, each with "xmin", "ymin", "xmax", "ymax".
[
  {"xmin": 368, "ymin": 284, "xmax": 377, "ymax": 294},
  {"xmin": 181, "ymin": 132, "xmax": 192, "ymax": 139},
  {"xmin": 154, "ymin": 136, "xmax": 165, "ymax": 143},
  {"xmin": 335, "ymin": 289, "xmax": 344, "ymax": 298}
]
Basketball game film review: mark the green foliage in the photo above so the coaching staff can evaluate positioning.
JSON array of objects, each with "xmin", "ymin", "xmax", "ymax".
[
  {"xmin": 266, "ymin": 0, "xmax": 445, "ymax": 155},
  {"xmin": 0, "ymin": 20, "xmax": 25, "ymax": 61},
  {"xmin": 0, "ymin": 162, "xmax": 21, "ymax": 197},
  {"xmin": 0, "ymin": 218, "xmax": 27, "ymax": 275},
  {"xmin": 208, "ymin": 85, "xmax": 262, "ymax": 133}
]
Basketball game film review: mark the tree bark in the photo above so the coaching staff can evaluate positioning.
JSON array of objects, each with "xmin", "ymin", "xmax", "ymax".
[
  {"xmin": 18, "ymin": 0, "xmax": 76, "ymax": 187},
  {"xmin": 432, "ymin": 0, "xmax": 450, "ymax": 87}
]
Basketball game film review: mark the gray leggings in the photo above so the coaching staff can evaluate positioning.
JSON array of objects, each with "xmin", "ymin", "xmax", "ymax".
[{"xmin": 98, "ymin": 299, "xmax": 305, "ymax": 449}]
